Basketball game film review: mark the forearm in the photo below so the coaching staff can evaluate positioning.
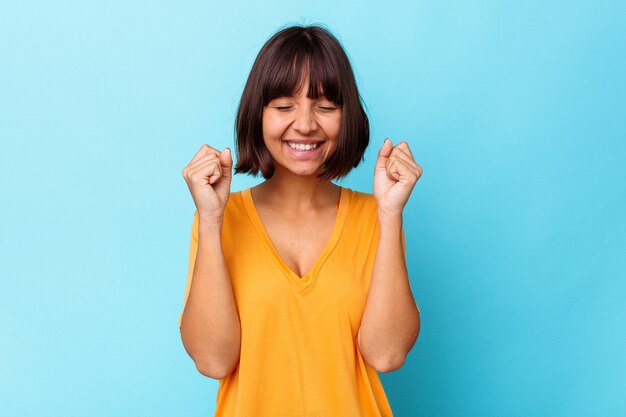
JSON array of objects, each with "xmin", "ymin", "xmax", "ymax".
[
  {"xmin": 357, "ymin": 214, "xmax": 420, "ymax": 372},
  {"xmin": 180, "ymin": 221, "xmax": 241, "ymax": 379}
]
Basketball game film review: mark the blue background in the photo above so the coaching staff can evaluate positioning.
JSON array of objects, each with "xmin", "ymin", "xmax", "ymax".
[{"xmin": 1, "ymin": 1, "xmax": 624, "ymax": 416}]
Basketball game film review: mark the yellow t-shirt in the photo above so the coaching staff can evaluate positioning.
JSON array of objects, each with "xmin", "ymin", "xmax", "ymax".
[{"xmin": 179, "ymin": 186, "xmax": 413, "ymax": 416}]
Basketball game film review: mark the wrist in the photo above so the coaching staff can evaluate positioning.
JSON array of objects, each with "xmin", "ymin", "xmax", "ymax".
[
  {"xmin": 377, "ymin": 210, "xmax": 403, "ymax": 228},
  {"xmin": 198, "ymin": 218, "xmax": 223, "ymax": 234}
]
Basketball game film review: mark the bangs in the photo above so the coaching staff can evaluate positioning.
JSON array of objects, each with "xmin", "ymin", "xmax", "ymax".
[{"xmin": 261, "ymin": 39, "xmax": 343, "ymax": 106}]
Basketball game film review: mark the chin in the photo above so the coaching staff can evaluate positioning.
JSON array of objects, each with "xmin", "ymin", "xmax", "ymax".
[
  {"xmin": 289, "ymin": 168, "xmax": 320, "ymax": 177},
  {"xmin": 278, "ymin": 163, "xmax": 320, "ymax": 177}
]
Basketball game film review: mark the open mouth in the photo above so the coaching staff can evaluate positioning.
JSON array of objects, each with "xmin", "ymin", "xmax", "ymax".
[
  {"xmin": 284, "ymin": 141, "xmax": 323, "ymax": 151},
  {"xmin": 282, "ymin": 140, "xmax": 325, "ymax": 158}
]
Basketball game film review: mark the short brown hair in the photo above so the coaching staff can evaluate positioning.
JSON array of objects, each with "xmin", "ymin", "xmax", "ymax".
[{"xmin": 233, "ymin": 24, "xmax": 370, "ymax": 181}]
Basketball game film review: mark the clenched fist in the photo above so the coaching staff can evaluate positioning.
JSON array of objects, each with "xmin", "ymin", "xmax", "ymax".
[{"xmin": 182, "ymin": 144, "xmax": 233, "ymax": 226}]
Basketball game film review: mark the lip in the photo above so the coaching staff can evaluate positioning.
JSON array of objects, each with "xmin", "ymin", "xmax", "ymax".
[
  {"xmin": 283, "ymin": 140, "xmax": 324, "ymax": 159},
  {"xmin": 284, "ymin": 139, "xmax": 325, "ymax": 144}
]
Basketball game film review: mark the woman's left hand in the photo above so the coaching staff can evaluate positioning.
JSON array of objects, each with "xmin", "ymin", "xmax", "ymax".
[{"xmin": 373, "ymin": 138, "xmax": 423, "ymax": 219}]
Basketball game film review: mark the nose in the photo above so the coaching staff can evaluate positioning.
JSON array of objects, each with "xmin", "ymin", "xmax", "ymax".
[{"xmin": 292, "ymin": 105, "xmax": 318, "ymax": 134}]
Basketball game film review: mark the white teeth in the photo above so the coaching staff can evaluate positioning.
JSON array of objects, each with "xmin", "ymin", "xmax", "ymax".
[{"xmin": 287, "ymin": 142, "xmax": 319, "ymax": 151}]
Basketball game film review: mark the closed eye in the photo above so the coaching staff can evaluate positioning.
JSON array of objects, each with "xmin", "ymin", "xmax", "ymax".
[{"xmin": 273, "ymin": 105, "xmax": 337, "ymax": 111}]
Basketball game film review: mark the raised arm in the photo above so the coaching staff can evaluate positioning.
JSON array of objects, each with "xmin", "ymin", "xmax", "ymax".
[{"xmin": 179, "ymin": 144, "xmax": 240, "ymax": 379}]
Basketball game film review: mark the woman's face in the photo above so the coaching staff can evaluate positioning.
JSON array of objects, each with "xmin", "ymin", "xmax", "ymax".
[{"xmin": 262, "ymin": 78, "xmax": 342, "ymax": 178}]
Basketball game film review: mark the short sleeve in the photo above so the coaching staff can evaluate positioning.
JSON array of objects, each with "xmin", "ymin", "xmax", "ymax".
[{"xmin": 179, "ymin": 210, "xmax": 199, "ymax": 329}]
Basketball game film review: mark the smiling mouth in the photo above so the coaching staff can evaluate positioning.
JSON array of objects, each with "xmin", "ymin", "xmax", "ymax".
[
  {"xmin": 283, "ymin": 140, "xmax": 325, "ymax": 149},
  {"xmin": 282, "ymin": 140, "xmax": 326, "ymax": 159}
]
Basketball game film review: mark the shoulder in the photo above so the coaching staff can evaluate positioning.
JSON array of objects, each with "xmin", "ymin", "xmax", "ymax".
[
  {"xmin": 224, "ymin": 189, "xmax": 247, "ymax": 218},
  {"xmin": 344, "ymin": 187, "xmax": 377, "ymax": 218},
  {"xmin": 345, "ymin": 187, "xmax": 376, "ymax": 207}
]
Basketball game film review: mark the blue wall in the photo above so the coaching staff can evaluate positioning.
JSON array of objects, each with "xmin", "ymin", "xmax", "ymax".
[{"xmin": 1, "ymin": 1, "xmax": 624, "ymax": 416}]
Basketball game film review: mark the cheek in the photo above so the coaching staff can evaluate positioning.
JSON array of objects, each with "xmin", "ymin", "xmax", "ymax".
[
  {"xmin": 263, "ymin": 116, "xmax": 289, "ymax": 140},
  {"xmin": 326, "ymin": 115, "xmax": 342, "ymax": 141}
]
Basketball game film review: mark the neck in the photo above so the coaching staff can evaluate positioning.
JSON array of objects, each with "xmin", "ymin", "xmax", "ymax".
[{"xmin": 255, "ymin": 166, "xmax": 340, "ymax": 211}]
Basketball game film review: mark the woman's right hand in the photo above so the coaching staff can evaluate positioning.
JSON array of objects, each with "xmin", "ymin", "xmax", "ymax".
[{"xmin": 182, "ymin": 144, "xmax": 233, "ymax": 225}]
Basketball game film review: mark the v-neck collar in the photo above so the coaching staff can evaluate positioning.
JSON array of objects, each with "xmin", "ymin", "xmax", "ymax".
[{"xmin": 242, "ymin": 186, "xmax": 350, "ymax": 293}]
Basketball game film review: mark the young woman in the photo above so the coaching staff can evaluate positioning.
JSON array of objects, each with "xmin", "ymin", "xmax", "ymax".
[{"xmin": 179, "ymin": 24, "xmax": 422, "ymax": 416}]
